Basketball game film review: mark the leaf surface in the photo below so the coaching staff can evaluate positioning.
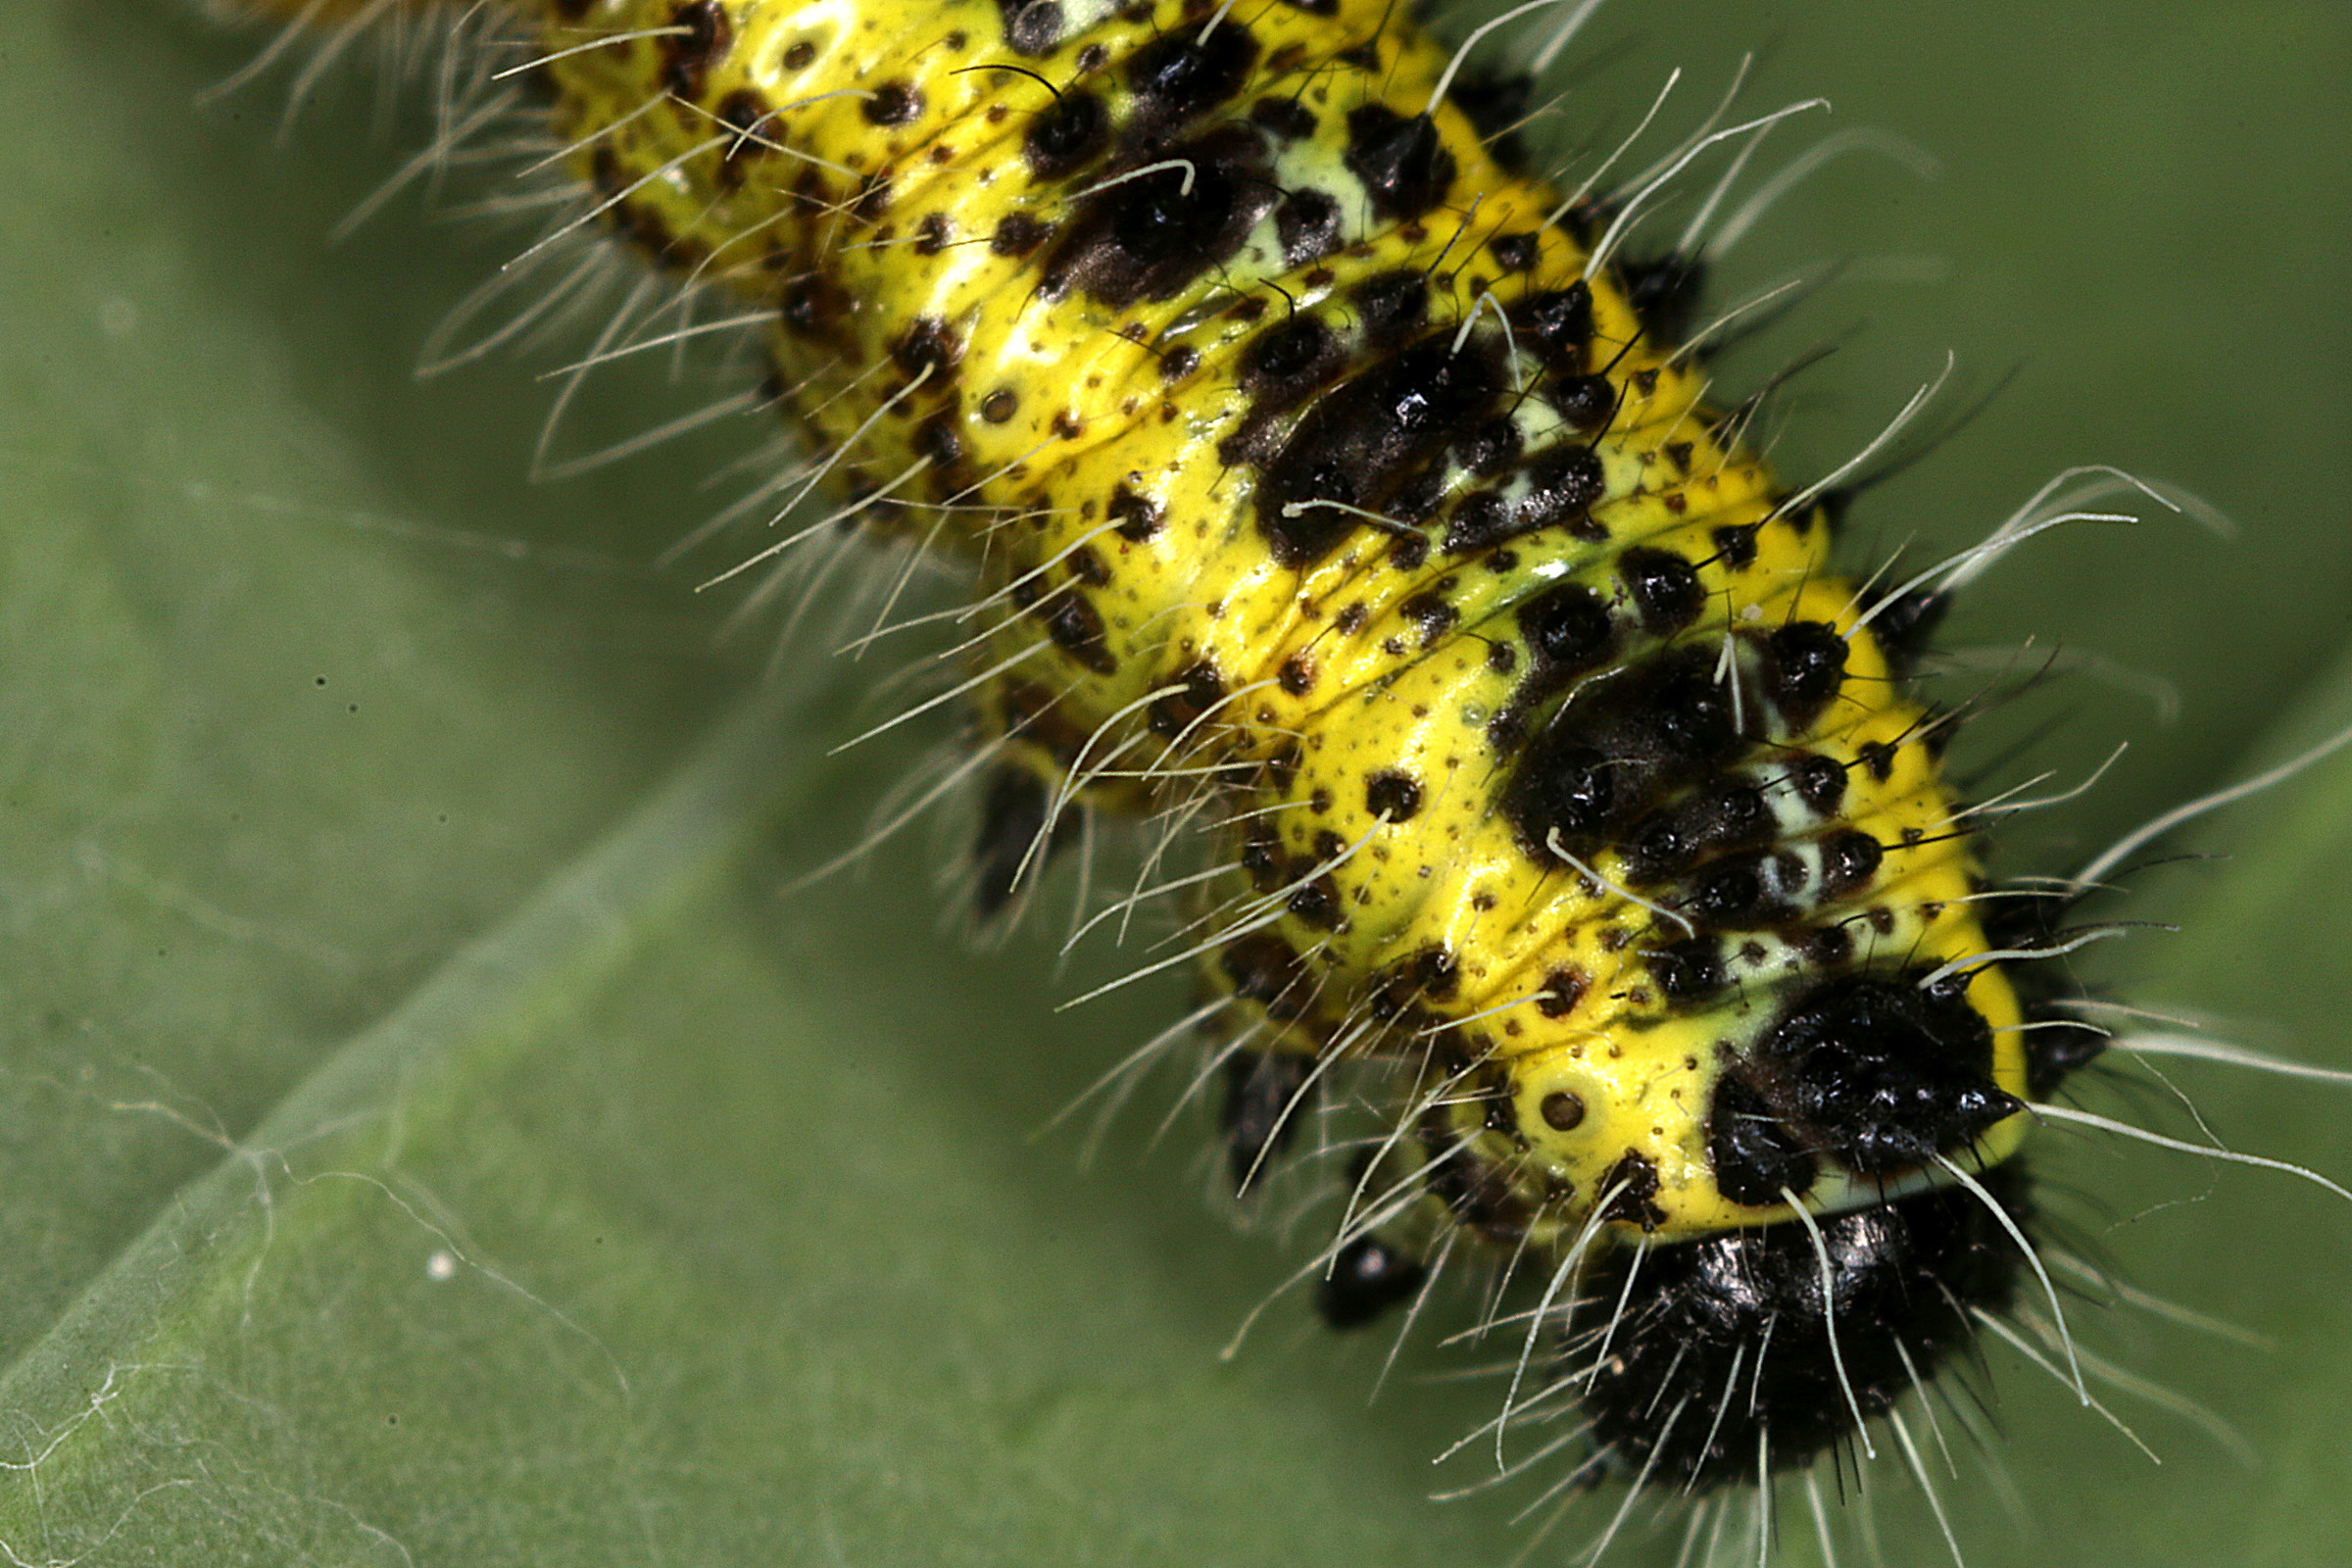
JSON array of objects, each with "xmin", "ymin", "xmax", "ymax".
[{"xmin": 4, "ymin": 2, "xmax": 2348, "ymax": 1563}]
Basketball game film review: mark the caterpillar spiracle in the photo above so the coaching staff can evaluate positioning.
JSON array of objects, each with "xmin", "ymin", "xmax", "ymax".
[{"xmin": 183, "ymin": 0, "xmax": 2352, "ymax": 1561}]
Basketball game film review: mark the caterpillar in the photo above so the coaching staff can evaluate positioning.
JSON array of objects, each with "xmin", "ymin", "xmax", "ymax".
[{"xmin": 191, "ymin": 0, "xmax": 2352, "ymax": 1560}]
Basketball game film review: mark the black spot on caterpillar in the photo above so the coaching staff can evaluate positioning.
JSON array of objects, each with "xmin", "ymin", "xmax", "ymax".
[{"xmin": 173, "ymin": 0, "xmax": 2352, "ymax": 1560}]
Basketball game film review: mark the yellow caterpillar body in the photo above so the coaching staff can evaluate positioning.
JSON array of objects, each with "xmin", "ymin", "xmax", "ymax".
[{"xmin": 230, "ymin": 0, "xmax": 2052, "ymax": 1505}]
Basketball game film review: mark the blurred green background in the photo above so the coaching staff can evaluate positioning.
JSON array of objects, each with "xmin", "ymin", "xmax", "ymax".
[{"xmin": 1, "ymin": 1, "xmax": 2347, "ymax": 1562}]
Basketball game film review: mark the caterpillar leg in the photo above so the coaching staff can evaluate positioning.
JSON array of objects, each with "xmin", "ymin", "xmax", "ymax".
[
  {"xmin": 1218, "ymin": 1048, "xmax": 1315, "ymax": 1196},
  {"xmin": 1317, "ymin": 1232, "xmax": 1429, "ymax": 1332},
  {"xmin": 970, "ymin": 762, "xmax": 1060, "ymax": 919}
]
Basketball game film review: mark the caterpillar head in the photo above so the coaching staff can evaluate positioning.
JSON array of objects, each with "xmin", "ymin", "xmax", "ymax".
[
  {"xmin": 1358, "ymin": 957, "xmax": 2037, "ymax": 1482},
  {"xmin": 1563, "ymin": 1160, "xmax": 2033, "ymax": 1490}
]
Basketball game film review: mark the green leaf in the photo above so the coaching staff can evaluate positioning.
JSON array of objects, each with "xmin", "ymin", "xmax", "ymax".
[{"xmin": 4, "ymin": 1, "xmax": 2348, "ymax": 1564}]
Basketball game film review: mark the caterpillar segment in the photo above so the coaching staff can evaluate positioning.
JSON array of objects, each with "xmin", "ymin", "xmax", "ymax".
[{"xmin": 238, "ymin": 0, "xmax": 2054, "ymax": 1494}]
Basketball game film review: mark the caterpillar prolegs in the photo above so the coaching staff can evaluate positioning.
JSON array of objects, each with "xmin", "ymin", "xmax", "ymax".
[{"xmin": 208, "ymin": 0, "xmax": 2352, "ymax": 1554}]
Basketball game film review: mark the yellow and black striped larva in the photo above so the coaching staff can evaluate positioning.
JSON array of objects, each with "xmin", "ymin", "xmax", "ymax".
[{"xmin": 201, "ymin": 0, "xmax": 2352, "ymax": 1559}]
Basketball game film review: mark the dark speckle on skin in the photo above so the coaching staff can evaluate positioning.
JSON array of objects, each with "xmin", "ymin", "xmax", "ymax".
[
  {"xmin": 1489, "ymin": 232, "xmax": 1540, "ymax": 272},
  {"xmin": 1537, "ymin": 967, "xmax": 1587, "ymax": 1018},
  {"xmin": 1108, "ymin": 483, "xmax": 1163, "ymax": 541},
  {"xmin": 1343, "ymin": 104, "xmax": 1456, "ymax": 221},
  {"xmin": 662, "ymin": 1, "xmax": 733, "ymax": 100},
  {"xmin": 1400, "ymin": 591, "xmax": 1456, "ymax": 647},
  {"xmin": 998, "ymin": 0, "xmax": 1066, "ymax": 55},
  {"xmin": 1712, "ymin": 523, "xmax": 1759, "ymax": 569},
  {"xmin": 1250, "ymin": 98, "xmax": 1317, "ymax": 141},
  {"xmin": 1025, "ymin": 92, "xmax": 1107, "ymax": 179},
  {"xmin": 993, "ymin": 213, "xmax": 1052, "ymax": 256},
  {"xmin": 1620, "ymin": 548, "xmax": 1703, "ymax": 633},
  {"xmin": 862, "ymin": 80, "xmax": 924, "ymax": 125},
  {"xmin": 1365, "ymin": 770, "xmax": 1422, "ymax": 821},
  {"xmin": 892, "ymin": 317, "xmax": 963, "ymax": 380}
]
